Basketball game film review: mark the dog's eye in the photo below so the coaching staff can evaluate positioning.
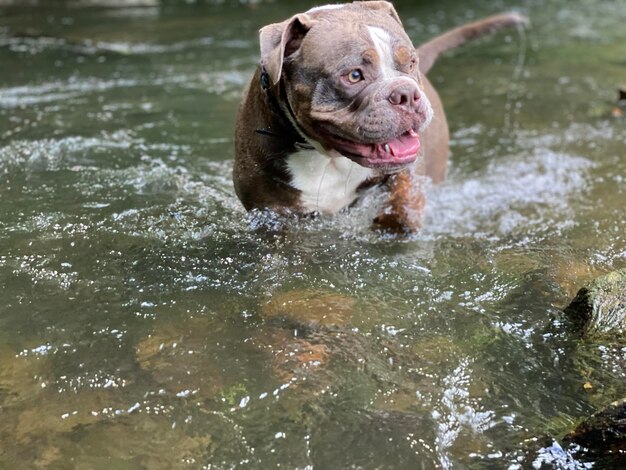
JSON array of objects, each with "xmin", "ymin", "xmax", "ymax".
[{"xmin": 347, "ymin": 69, "xmax": 364, "ymax": 83}]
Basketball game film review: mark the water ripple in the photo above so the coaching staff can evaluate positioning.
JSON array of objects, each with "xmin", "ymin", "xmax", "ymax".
[{"xmin": 0, "ymin": 70, "xmax": 248, "ymax": 108}]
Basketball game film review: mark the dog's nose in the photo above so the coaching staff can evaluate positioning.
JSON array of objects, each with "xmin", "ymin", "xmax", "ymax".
[{"xmin": 388, "ymin": 86, "xmax": 420, "ymax": 110}]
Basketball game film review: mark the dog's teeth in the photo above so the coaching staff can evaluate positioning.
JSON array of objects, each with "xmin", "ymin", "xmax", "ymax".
[{"xmin": 384, "ymin": 144, "xmax": 390, "ymax": 153}]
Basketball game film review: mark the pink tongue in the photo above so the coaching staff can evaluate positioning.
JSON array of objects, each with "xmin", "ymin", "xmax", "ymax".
[{"xmin": 387, "ymin": 129, "xmax": 420, "ymax": 158}]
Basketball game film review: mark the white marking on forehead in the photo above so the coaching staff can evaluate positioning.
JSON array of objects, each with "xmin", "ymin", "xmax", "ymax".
[
  {"xmin": 306, "ymin": 4, "xmax": 346, "ymax": 14},
  {"xmin": 367, "ymin": 26, "xmax": 395, "ymax": 79}
]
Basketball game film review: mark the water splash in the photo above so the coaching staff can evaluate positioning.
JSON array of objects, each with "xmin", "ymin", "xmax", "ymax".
[
  {"xmin": 432, "ymin": 360, "xmax": 495, "ymax": 468},
  {"xmin": 423, "ymin": 148, "xmax": 591, "ymax": 239}
]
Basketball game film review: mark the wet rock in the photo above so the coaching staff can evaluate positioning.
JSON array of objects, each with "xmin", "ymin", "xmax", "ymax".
[
  {"xmin": 33, "ymin": 446, "xmax": 62, "ymax": 469},
  {"xmin": 564, "ymin": 269, "xmax": 626, "ymax": 337},
  {"xmin": 79, "ymin": 417, "xmax": 211, "ymax": 468},
  {"xmin": 135, "ymin": 318, "xmax": 225, "ymax": 399},
  {"xmin": 52, "ymin": 415, "xmax": 211, "ymax": 469},
  {"xmin": 251, "ymin": 328, "xmax": 330, "ymax": 383},
  {"xmin": 0, "ymin": 344, "xmax": 49, "ymax": 406},
  {"xmin": 261, "ymin": 289, "xmax": 355, "ymax": 329},
  {"xmin": 258, "ymin": 289, "xmax": 368, "ymax": 383},
  {"xmin": 524, "ymin": 399, "xmax": 626, "ymax": 468},
  {"xmin": 561, "ymin": 398, "xmax": 626, "ymax": 466},
  {"xmin": 551, "ymin": 259, "xmax": 604, "ymax": 299},
  {"xmin": 14, "ymin": 398, "xmax": 101, "ymax": 444}
]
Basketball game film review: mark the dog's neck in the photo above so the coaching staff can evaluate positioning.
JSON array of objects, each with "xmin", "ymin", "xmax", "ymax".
[
  {"xmin": 253, "ymin": 66, "xmax": 377, "ymax": 214},
  {"xmin": 254, "ymin": 67, "xmax": 313, "ymax": 152}
]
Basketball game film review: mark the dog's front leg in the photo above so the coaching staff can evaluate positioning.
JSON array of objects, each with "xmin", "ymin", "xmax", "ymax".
[{"xmin": 372, "ymin": 167, "xmax": 425, "ymax": 234}]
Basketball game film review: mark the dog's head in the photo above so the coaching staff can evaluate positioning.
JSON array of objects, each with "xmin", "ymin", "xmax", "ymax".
[{"xmin": 259, "ymin": 1, "xmax": 433, "ymax": 171}]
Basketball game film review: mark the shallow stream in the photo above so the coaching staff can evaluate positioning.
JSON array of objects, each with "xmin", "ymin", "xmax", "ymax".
[{"xmin": 1, "ymin": 0, "xmax": 625, "ymax": 468}]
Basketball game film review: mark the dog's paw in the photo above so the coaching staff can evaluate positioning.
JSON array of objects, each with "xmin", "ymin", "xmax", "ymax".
[{"xmin": 372, "ymin": 212, "xmax": 422, "ymax": 235}]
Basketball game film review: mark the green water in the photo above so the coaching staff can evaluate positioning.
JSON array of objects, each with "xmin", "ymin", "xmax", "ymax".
[{"xmin": 1, "ymin": 0, "xmax": 625, "ymax": 468}]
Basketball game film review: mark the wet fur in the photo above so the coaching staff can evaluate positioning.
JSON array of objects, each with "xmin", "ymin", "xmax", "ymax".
[{"xmin": 233, "ymin": 2, "xmax": 527, "ymax": 231}]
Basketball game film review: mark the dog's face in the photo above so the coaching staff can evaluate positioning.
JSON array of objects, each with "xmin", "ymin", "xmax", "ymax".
[{"xmin": 260, "ymin": 1, "xmax": 433, "ymax": 171}]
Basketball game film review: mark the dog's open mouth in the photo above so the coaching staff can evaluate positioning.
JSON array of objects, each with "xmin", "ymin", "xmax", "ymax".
[{"xmin": 322, "ymin": 129, "xmax": 420, "ymax": 169}]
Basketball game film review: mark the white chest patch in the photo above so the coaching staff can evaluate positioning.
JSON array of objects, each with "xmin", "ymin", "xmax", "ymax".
[{"xmin": 286, "ymin": 150, "xmax": 375, "ymax": 214}]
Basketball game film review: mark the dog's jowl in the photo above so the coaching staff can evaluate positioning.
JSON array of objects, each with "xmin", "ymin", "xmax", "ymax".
[{"xmin": 234, "ymin": 1, "xmax": 526, "ymax": 232}]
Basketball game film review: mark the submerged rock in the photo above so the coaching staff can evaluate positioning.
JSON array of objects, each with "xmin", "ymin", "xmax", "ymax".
[
  {"xmin": 135, "ymin": 318, "xmax": 226, "ymax": 400},
  {"xmin": 564, "ymin": 269, "xmax": 626, "ymax": 337},
  {"xmin": 524, "ymin": 399, "xmax": 626, "ymax": 468},
  {"xmin": 561, "ymin": 398, "xmax": 626, "ymax": 466},
  {"xmin": 261, "ymin": 289, "xmax": 355, "ymax": 329}
]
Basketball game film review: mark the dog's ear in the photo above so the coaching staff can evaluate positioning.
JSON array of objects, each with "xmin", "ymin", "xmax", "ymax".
[
  {"xmin": 259, "ymin": 13, "xmax": 314, "ymax": 86},
  {"xmin": 357, "ymin": 1, "xmax": 402, "ymax": 25}
]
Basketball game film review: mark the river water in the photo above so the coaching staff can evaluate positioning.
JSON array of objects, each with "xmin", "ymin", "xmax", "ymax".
[{"xmin": 1, "ymin": 0, "xmax": 625, "ymax": 468}]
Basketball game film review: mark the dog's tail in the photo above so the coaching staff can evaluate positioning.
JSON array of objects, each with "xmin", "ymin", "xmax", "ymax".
[{"xmin": 418, "ymin": 12, "xmax": 528, "ymax": 74}]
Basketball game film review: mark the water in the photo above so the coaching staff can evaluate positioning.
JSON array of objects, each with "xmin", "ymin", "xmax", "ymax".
[{"xmin": 1, "ymin": 0, "xmax": 625, "ymax": 468}]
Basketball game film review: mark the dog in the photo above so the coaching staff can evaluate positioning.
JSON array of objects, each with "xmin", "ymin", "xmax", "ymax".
[{"xmin": 234, "ymin": 1, "xmax": 527, "ymax": 232}]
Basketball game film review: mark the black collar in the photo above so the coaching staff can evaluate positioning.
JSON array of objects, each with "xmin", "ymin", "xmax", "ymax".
[
  {"xmin": 259, "ymin": 67, "xmax": 282, "ymax": 117},
  {"xmin": 255, "ymin": 67, "xmax": 314, "ymax": 150}
]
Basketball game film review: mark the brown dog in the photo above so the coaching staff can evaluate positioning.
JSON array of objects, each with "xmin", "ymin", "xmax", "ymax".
[{"xmin": 234, "ymin": 1, "xmax": 526, "ymax": 231}]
